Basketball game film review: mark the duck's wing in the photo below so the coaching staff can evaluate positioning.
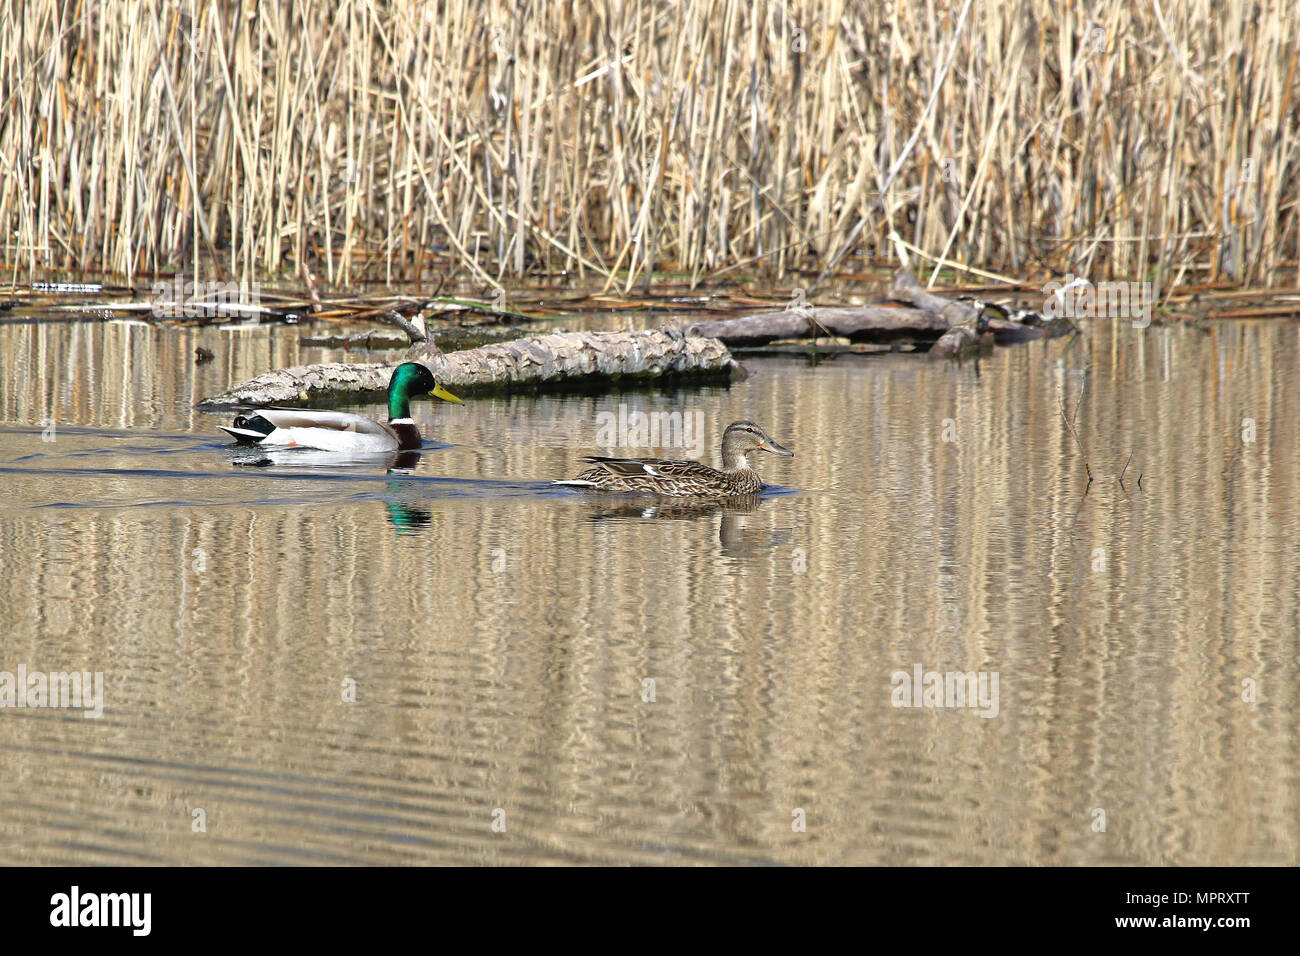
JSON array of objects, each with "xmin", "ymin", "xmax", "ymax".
[
  {"xmin": 574, "ymin": 456, "xmax": 705, "ymax": 478},
  {"xmin": 248, "ymin": 408, "xmax": 393, "ymax": 436}
]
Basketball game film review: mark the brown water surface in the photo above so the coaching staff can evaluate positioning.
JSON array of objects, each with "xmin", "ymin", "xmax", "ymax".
[{"xmin": 0, "ymin": 312, "xmax": 1295, "ymax": 864}]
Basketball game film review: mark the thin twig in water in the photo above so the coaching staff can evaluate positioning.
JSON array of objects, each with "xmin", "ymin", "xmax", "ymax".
[{"xmin": 1058, "ymin": 387, "xmax": 1093, "ymax": 486}]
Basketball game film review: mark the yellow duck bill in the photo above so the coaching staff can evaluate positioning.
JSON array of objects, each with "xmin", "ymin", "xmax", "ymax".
[{"xmin": 432, "ymin": 383, "xmax": 463, "ymax": 404}]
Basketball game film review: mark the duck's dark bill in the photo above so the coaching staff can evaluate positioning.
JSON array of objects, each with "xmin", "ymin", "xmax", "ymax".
[
  {"xmin": 761, "ymin": 438, "xmax": 794, "ymax": 457},
  {"xmin": 432, "ymin": 384, "xmax": 463, "ymax": 404}
]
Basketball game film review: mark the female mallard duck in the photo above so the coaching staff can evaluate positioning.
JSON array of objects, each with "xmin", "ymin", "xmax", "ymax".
[
  {"xmin": 554, "ymin": 420, "xmax": 793, "ymax": 497},
  {"xmin": 218, "ymin": 362, "xmax": 462, "ymax": 452}
]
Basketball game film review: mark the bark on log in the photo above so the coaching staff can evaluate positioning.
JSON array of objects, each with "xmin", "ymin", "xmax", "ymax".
[
  {"xmin": 684, "ymin": 305, "xmax": 948, "ymax": 344},
  {"xmin": 931, "ymin": 313, "xmax": 994, "ymax": 358},
  {"xmin": 197, "ymin": 328, "xmax": 741, "ymax": 408},
  {"xmin": 682, "ymin": 268, "xmax": 1073, "ymax": 347}
]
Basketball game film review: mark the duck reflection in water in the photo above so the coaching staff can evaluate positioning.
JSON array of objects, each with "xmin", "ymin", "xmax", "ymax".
[
  {"xmin": 231, "ymin": 446, "xmax": 435, "ymax": 531},
  {"xmin": 231, "ymin": 446, "xmax": 430, "ymax": 471},
  {"xmin": 383, "ymin": 497, "xmax": 433, "ymax": 532},
  {"xmin": 581, "ymin": 493, "xmax": 781, "ymax": 557},
  {"xmin": 382, "ymin": 450, "xmax": 435, "ymax": 532}
]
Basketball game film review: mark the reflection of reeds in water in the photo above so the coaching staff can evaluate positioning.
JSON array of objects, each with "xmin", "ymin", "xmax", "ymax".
[{"xmin": 1, "ymin": 1, "xmax": 1295, "ymax": 289}]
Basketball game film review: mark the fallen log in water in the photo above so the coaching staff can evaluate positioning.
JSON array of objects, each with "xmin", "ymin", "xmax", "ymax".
[
  {"xmin": 682, "ymin": 269, "xmax": 1073, "ymax": 351},
  {"xmin": 197, "ymin": 270, "xmax": 1073, "ymax": 407},
  {"xmin": 196, "ymin": 328, "xmax": 741, "ymax": 408},
  {"xmin": 931, "ymin": 309, "xmax": 995, "ymax": 358},
  {"xmin": 683, "ymin": 304, "xmax": 947, "ymax": 344}
]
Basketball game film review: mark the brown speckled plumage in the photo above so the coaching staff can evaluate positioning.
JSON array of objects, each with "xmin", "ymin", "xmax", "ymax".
[{"xmin": 555, "ymin": 420, "xmax": 793, "ymax": 498}]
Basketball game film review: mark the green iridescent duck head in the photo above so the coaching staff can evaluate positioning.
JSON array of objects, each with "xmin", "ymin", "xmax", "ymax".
[{"xmin": 387, "ymin": 362, "xmax": 462, "ymax": 421}]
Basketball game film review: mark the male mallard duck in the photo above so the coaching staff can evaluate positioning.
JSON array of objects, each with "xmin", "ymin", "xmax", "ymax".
[
  {"xmin": 218, "ymin": 362, "xmax": 462, "ymax": 452},
  {"xmin": 554, "ymin": 420, "xmax": 793, "ymax": 497}
]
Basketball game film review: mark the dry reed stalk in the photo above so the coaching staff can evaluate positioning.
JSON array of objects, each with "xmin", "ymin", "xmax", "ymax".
[{"xmin": 0, "ymin": 0, "xmax": 1295, "ymax": 295}]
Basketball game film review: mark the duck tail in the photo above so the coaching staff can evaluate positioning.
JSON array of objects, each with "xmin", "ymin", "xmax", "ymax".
[{"xmin": 219, "ymin": 414, "xmax": 275, "ymax": 445}]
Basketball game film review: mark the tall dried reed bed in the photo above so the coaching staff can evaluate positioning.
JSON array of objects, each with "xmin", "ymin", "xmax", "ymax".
[{"xmin": 1, "ymin": 0, "xmax": 1296, "ymax": 292}]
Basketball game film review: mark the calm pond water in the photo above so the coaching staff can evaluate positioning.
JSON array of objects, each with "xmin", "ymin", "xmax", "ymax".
[{"xmin": 0, "ymin": 310, "xmax": 1296, "ymax": 865}]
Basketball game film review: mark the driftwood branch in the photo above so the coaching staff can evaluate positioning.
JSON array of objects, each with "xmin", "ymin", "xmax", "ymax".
[
  {"xmin": 683, "ymin": 268, "xmax": 1073, "ymax": 352},
  {"xmin": 197, "ymin": 328, "xmax": 741, "ymax": 408},
  {"xmin": 684, "ymin": 305, "xmax": 950, "ymax": 344},
  {"xmin": 386, "ymin": 309, "xmax": 428, "ymax": 345},
  {"xmin": 931, "ymin": 303, "xmax": 993, "ymax": 357},
  {"xmin": 299, "ymin": 330, "xmax": 411, "ymax": 349}
]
